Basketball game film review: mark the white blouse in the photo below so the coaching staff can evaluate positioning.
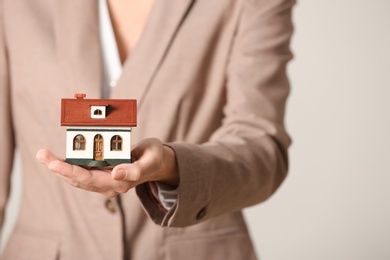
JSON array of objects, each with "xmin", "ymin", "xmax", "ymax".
[
  {"xmin": 98, "ymin": 0, "xmax": 122, "ymax": 99},
  {"xmin": 98, "ymin": 0, "xmax": 177, "ymax": 210}
]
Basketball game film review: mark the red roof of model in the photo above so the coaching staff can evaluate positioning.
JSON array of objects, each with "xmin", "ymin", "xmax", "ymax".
[{"xmin": 61, "ymin": 94, "xmax": 137, "ymax": 127}]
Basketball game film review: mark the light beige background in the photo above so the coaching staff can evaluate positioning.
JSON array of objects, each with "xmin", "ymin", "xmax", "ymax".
[
  {"xmin": 2, "ymin": 0, "xmax": 390, "ymax": 259},
  {"xmin": 245, "ymin": 0, "xmax": 390, "ymax": 259}
]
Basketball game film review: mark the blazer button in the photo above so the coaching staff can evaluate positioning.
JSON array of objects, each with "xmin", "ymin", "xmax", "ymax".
[
  {"xmin": 196, "ymin": 207, "xmax": 207, "ymax": 220},
  {"xmin": 105, "ymin": 199, "xmax": 116, "ymax": 214}
]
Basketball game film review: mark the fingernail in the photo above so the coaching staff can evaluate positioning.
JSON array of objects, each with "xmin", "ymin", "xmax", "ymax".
[{"xmin": 114, "ymin": 169, "xmax": 126, "ymax": 180}]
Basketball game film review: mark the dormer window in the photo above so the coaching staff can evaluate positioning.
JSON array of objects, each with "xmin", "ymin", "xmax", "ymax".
[
  {"xmin": 91, "ymin": 106, "xmax": 106, "ymax": 119},
  {"xmin": 94, "ymin": 109, "xmax": 102, "ymax": 115}
]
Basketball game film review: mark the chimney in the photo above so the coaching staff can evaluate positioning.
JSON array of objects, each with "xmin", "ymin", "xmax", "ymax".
[{"xmin": 74, "ymin": 93, "xmax": 86, "ymax": 99}]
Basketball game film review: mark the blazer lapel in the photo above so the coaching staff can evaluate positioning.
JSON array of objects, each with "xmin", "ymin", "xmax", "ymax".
[
  {"xmin": 111, "ymin": 0, "xmax": 196, "ymax": 109},
  {"xmin": 55, "ymin": 0, "xmax": 102, "ymax": 98}
]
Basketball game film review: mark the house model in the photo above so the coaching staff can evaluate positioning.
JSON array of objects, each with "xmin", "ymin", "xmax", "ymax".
[{"xmin": 61, "ymin": 93, "xmax": 137, "ymax": 167}]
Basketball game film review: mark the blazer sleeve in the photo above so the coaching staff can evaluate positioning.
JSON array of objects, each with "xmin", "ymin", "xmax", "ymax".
[
  {"xmin": 136, "ymin": 0, "xmax": 295, "ymax": 227},
  {"xmin": 0, "ymin": 0, "xmax": 15, "ymax": 232}
]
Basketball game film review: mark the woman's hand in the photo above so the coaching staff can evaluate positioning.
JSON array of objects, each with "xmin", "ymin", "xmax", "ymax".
[{"xmin": 36, "ymin": 138, "xmax": 179, "ymax": 198}]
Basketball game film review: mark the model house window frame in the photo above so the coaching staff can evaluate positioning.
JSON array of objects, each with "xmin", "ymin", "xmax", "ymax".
[
  {"xmin": 94, "ymin": 109, "xmax": 103, "ymax": 115},
  {"xmin": 111, "ymin": 135, "xmax": 123, "ymax": 151},
  {"xmin": 73, "ymin": 134, "xmax": 86, "ymax": 150}
]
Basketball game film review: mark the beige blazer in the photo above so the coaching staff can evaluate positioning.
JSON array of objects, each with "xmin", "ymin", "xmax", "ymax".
[{"xmin": 0, "ymin": 0, "xmax": 294, "ymax": 259}]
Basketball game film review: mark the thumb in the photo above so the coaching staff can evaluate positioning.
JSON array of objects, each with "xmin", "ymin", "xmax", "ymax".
[{"xmin": 111, "ymin": 163, "xmax": 141, "ymax": 182}]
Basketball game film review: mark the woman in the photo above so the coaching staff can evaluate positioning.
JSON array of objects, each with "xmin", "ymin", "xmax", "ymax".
[{"xmin": 0, "ymin": 0, "xmax": 295, "ymax": 259}]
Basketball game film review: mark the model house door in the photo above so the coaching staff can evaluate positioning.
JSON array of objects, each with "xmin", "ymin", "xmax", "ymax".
[{"xmin": 94, "ymin": 134, "xmax": 104, "ymax": 161}]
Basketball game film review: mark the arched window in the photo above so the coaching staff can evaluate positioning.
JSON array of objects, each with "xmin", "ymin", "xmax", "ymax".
[
  {"xmin": 111, "ymin": 135, "xmax": 122, "ymax": 151},
  {"xmin": 94, "ymin": 109, "xmax": 102, "ymax": 115},
  {"xmin": 73, "ymin": 134, "xmax": 86, "ymax": 150},
  {"xmin": 90, "ymin": 106, "xmax": 106, "ymax": 119}
]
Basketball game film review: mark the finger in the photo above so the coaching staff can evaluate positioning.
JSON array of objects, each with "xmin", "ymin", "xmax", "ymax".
[
  {"xmin": 36, "ymin": 149, "xmax": 63, "ymax": 166},
  {"xmin": 36, "ymin": 149, "xmax": 90, "ymax": 186},
  {"xmin": 111, "ymin": 163, "xmax": 141, "ymax": 182},
  {"xmin": 112, "ymin": 149, "xmax": 161, "ymax": 182},
  {"xmin": 49, "ymin": 160, "xmax": 111, "ymax": 188},
  {"xmin": 88, "ymin": 169, "xmax": 134, "ymax": 195},
  {"xmin": 36, "ymin": 150, "xmax": 134, "ymax": 196},
  {"xmin": 48, "ymin": 160, "xmax": 133, "ymax": 194},
  {"xmin": 47, "ymin": 159, "xmax": 93, "ymax": 184},
  {"xmin": 112, "ymin": 138, "xmax": 163, "ymax": 184}
]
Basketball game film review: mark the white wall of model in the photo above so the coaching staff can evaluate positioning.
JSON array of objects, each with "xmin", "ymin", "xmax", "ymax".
[{"xmin": 66, "ymin": 127, "xmax": 132, "ymax": 160}]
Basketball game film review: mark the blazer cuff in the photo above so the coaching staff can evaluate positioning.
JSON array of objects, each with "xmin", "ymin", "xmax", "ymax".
[
  {"xmin": 135, "ymin": 182, "xmax": 169, "ymax": 226},
  {"xmin": 136, "ymin": 142, "xmax": 213, "ymax": 227}
]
